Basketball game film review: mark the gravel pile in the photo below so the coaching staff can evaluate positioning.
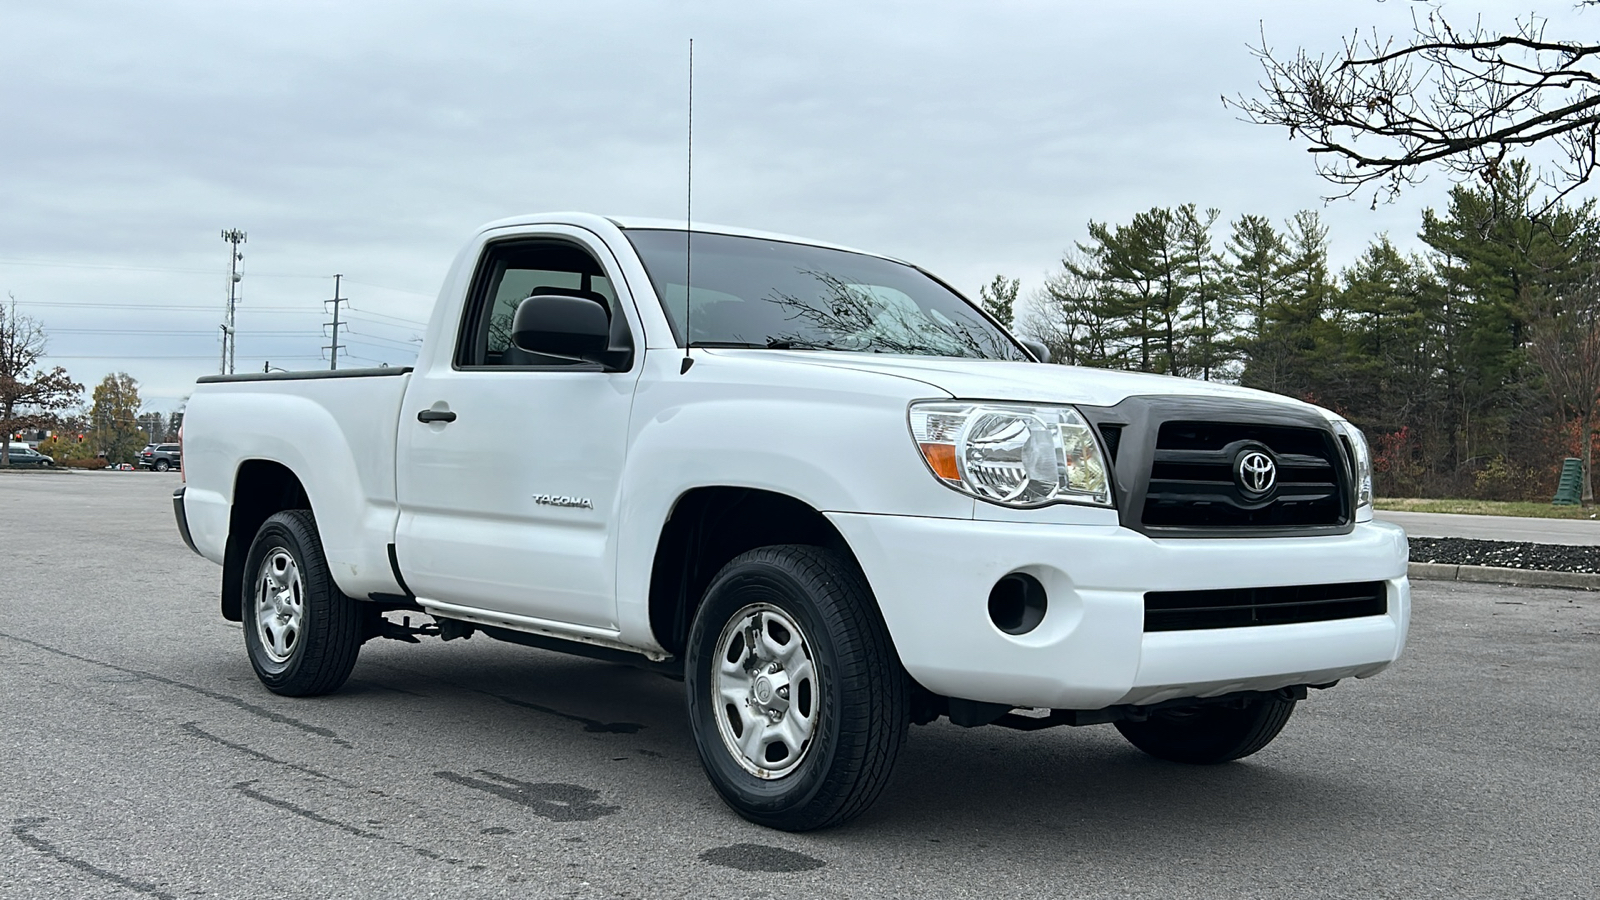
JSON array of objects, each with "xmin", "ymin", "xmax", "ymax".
[{"xmin": 1408, "ymin": 536, "xmax": 1600, "ymax": 574}]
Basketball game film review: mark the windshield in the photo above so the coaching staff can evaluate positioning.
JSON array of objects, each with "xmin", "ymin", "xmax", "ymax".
[{"xmin": 625, "ymin": 229, "xmax": 1024, "ymax": 360}]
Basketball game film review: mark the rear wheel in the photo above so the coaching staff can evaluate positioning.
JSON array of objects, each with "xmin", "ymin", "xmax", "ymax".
[
  {"xmin": 685, "ymin": 545, "xmax": 908, "ymax": 831},
  {"xmin": 1114, "ymin": 693, "xmax": 1296, "ymax": 764},
  {"xmin": 153, "ymin": 459, "xmax": 170, "ymax": 472},
  {"xmin": 241, "ymin": 510, "xmax": 362, "ymax": 696}
]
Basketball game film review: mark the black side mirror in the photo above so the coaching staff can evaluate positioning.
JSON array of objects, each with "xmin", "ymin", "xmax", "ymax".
[
  {"xmin": 511, "ymin": 293, "xmax": 631, "ymax": 369},
  {"xmin": 1020, "ymin": 338, "xmax": 1052, "ymax": 364}
]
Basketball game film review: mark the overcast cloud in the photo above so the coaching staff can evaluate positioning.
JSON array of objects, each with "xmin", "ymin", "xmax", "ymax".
[{"xmin": 3, "ymin": 1, "xmax": 1592, "ymax": 411}]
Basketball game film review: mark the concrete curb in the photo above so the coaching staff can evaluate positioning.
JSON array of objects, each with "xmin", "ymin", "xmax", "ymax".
[{"xmin": 1408, "ymin": 562, "xmax": 1600, "ymax": 591}]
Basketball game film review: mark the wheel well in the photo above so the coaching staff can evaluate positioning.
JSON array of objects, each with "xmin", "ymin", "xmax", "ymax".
[
  {"xmin": 221, "ymin": 460, "xmax": 311, "ymax": 621},
  {"xmin": 647, "ymin": 487, "xmax": 863, "ymax": 658}
]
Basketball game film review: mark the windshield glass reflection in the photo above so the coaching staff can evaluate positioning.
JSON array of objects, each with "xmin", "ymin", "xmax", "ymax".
[{"xmin": 626, "ymin": 229, "xmax": 1022, "ymax": 360}]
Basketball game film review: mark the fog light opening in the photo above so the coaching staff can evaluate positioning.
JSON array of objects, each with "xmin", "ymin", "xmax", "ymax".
[{"xmin": 988, "ymin": 573, "xmax": 1047, "ymax": 635}]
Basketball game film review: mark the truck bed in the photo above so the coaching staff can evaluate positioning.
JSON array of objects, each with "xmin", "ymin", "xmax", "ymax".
[{"xmin": 181, "ymin": 367, "xmax": 414, "ymax": 600}]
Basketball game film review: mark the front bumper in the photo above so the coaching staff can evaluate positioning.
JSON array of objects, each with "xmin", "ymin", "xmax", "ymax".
[{"xmin": 827, "ymin": 513, "xmax": 1410, "ymax": 710}]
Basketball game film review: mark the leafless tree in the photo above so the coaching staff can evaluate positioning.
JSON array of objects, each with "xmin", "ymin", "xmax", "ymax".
[
  {"xmin": 1017, "ymin": 250, "xmax": 1117, "ymax": 367},
  {"xmin": 1524, "ymin": 273, "xmax": 1600, "ymax": 504},
  {"xmin": 1230, "ymin": 4, "xmax": 1600, "ymax": 211},
  {"xmin": 0, "ymin": 294, "xmax": 83, "ymax": 466}
]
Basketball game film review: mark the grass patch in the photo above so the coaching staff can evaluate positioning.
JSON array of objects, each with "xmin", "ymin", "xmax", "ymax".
[{"xmin": 1374, "ymin": 497, "xmax": 1599, "ymax": 519}]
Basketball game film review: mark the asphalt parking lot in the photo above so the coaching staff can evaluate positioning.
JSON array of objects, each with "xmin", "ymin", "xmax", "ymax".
[{"xmin": 2, "ymin": 472, "xmax": 1597, "ymax": 899}]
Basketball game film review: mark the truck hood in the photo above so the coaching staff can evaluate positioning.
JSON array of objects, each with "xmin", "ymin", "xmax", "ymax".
[{"xmin": 714, "ymin": 350, "xmax": 1326, "ymax": 415}]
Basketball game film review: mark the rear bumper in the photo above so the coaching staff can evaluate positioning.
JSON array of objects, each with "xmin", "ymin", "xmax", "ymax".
[
  {"xmin": 172, "ymin": 486, "xmax": 202, "ymax": 556},
  {"xmin": 827, "ymin": 512, "xmax": 1410, "ymax": 710}
]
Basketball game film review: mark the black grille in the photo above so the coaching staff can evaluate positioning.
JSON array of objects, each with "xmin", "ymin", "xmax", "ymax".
[
  {"xmin": 1097, "ymin": 424, "xmax": 1123, "ymax": 463},
  {"xmin": 1141, "ymin": 421, "xmax": 1347, "ymax": 530},
  {"xmin": 1145, "ymin": 581, "xmax": 1387, "ymax": 631}
]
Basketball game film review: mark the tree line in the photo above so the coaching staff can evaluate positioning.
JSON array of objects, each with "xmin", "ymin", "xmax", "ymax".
[{"xmin": 997, "ymin": 162, "xmax": 1600, "ymax": 502}]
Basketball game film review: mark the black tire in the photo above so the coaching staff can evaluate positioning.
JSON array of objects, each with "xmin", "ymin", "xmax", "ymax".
[
  {"xmin": 241, "ymin": 510, "xmax": 362, "ymax": 696},
  {"xmin": 1114, "ymin": 694, "xmax": 1296, "ymax": 764},
  {"xmin": 685, "ymin": 545, "xmax": 908, "ymax": 831},
  {"xmin": 153, "ymin": 459, "xmax": 170, "ymax": 472}
]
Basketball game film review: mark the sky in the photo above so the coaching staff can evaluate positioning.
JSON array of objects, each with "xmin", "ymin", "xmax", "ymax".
[{"xmin": 3, "ymin": 0, "xmax": 1594, "ymax": 412}]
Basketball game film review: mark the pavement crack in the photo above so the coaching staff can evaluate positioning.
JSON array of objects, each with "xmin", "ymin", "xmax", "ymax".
[
  {"xmin": 180, "ymin": 722, "xmax": 347, "ymax": 784},
  {"xmin": 11, "ymin": 817, "xmax": 179, "ymax": 899},
  {"xmin": 0, "ymin": 630, "xmax": 351, "ymax": 747},
  {"xmin": 486, "ymin": 691, "xmax": 644, "ymax": 734},
  {"xmin": 362, "ymin": 660, "xmax": 644, "ymax": 734},
  {"xmin": 433, "ymin": 770, "xmax": 620, "ymax": 821},
  {"xmin": 232, "ymin": 782, "xmax": 459, "ymax": 864}
]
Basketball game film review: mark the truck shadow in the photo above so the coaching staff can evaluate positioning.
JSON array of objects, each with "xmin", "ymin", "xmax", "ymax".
[{"xmin": 339, "ymin": 641, "xmax": 1399, "ymax": 852}]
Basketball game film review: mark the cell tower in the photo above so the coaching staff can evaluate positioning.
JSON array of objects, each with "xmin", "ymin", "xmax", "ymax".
[{"xmin": 220, "ymin": 228, "xmax": 247, "ymax": 374}]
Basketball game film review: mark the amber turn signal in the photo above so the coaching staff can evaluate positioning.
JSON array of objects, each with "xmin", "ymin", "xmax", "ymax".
[{"xmin": 918, "ymin": 442, "xmax": 960, "ymax": 482}]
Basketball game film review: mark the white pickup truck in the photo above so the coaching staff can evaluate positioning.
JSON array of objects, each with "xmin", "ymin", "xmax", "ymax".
[{"xmin": 175, "ymin": 212, "xmax": 1410, "ymax": 831}]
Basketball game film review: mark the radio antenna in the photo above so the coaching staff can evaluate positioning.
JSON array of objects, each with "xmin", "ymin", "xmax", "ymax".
[{"xmin": 680, "ymin": 38, "xmax": 695, "ymax": 375}]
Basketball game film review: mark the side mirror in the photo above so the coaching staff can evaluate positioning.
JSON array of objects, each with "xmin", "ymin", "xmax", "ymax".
[
  {"xmin": 512, "ymin": 294, "xmax": 623, "ymax": 367},
  {"xmin": 1020, "ymin": 338, "xmax": 1052, "ymax": 364}
]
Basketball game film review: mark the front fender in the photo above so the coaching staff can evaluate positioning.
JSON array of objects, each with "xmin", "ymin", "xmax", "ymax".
[{"xmin": 611, "ymin": 350, "xmax": 974, "ymax": 647}]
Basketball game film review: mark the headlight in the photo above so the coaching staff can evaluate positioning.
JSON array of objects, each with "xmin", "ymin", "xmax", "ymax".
[
  {"xmin": 1333, "ymin": 420, "xmax": 1373, "ymax": 513},
  {"xmin": 908, "ymin": 401, "xmax": 1112, "ymax": 508}
]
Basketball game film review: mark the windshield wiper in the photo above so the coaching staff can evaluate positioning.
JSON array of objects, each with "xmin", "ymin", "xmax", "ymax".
[{"xmin": 686, "ymin": 339, "xmax": 842, "ymax": 351}]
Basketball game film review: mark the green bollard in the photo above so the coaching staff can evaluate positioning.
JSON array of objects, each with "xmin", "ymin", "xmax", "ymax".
[{"xmin": 1552, "ymin": 457, "xmax": 1583, "ymax": 506}]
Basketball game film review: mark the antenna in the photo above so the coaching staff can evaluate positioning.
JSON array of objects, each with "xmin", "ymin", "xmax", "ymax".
[{"xmin": 681, "ymin": 37, "xmax": 695, "ymax": 375}]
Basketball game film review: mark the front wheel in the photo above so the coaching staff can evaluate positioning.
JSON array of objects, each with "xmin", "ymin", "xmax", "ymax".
[
  {"xmin": 241, "ymin": 510, "xmax": 362, "ymax": 696},
  {"xmin": 1114, "ymin": 693, "xmax": 1296, "ymax": 764},
  {"xmin": 685, "ymin": 545, "xmax": 908, "ymax": 832}
]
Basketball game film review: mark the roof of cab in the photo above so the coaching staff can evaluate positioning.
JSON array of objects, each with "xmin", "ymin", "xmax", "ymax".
[{"xmin": 473, "ymin": 212, "xmax": 906, "ymax": 265}]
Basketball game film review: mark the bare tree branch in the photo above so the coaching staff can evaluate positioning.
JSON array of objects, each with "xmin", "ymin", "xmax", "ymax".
[{"xmin": 1229, "ymin": 5, "xmax": 1600, "ymax": 213}]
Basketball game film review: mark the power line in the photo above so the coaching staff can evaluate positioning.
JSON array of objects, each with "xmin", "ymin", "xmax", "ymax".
[
  {"xmin": 344, "ymin": 338, "xmax": 418, "ymax": 356},
  {"xmin": 52, "ymin": 328, "xmax": 318, "ymax": 336},
  {"xmin": 344, "ymin": 328, "xmax": 419, "ymax": 348},
  {"xmin": 0, "ymin": 258, "xmax": 436, "ymax": 297},
  {"xmin": 346, "ymin": 305, "xmax": 429, "ymax": 326},
  {"xmin": 44, "ymin": 354, "xmax": 327, "ymax": 360},
  {"xmin": 11, "ymin": 300, "xmax": 329, "ymax": 313},
  {"xmin": 337, "ymin": 279, "xmax": 434, "ymax": 298},
  {"xmin": 0, "ymin": 257, "xmax": 328, "ymax": 279}
]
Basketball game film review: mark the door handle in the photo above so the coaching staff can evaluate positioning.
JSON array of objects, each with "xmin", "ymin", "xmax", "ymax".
[{"xmin": 417, "ymin": 409, "xmax": 457, "ymax": 424}]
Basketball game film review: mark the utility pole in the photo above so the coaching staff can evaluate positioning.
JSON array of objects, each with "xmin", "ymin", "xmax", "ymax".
[
  {"xmin": 324, "ymin": 274, "xmax": 347, "ymax": 371},
  {"xmin": 220, "ymin": 228, "xmax": 247, "ymax": 375}
]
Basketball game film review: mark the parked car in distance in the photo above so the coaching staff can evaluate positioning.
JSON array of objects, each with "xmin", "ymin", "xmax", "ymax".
[
  {"xmin": 139, "ymin": 443, "xmax": 182, "ymax": 472},
  {"xmin": 2, "ymin": 444, "xmax": 54, "ymax": 468}
]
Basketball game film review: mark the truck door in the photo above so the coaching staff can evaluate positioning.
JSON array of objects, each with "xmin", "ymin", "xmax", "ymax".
[{"xmin": 394, "ymin": 229, "xmax": 644, "ymax": 630}]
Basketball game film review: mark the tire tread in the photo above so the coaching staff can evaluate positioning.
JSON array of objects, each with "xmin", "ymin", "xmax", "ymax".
[
  {"xmin": 688, "ymin": 544, "xmax": 908, "ymax": 831},
  {"xmin": 243, "ymin": 509, "xmax": 362, "ymax": 697}
]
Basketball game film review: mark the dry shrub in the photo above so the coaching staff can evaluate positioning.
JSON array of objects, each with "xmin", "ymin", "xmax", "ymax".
[{"xmin": 56, "ymin": 457, "xmax": 108, "ymax": 470}]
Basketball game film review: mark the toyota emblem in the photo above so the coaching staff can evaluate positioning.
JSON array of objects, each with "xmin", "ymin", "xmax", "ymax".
[{"xmin": 1235, "ymin": 450, "xmax": 1277, "ymax": 496}]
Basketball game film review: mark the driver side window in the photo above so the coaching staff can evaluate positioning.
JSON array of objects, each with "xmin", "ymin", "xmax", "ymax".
[{"xmin": 457, "ymin": 239, "xmax": 619, "ymax": 368}]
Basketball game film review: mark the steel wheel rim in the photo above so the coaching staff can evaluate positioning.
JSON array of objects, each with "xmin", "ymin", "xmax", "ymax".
[
  {"xmin": 711, "ymin": 602, "xmax": 819, "ymax": 779},
  {"xmin": 254, "ymin": 548, "xmax": 305, "ymax": 664}
]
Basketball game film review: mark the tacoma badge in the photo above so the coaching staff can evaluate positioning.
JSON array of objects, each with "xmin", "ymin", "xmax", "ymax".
[{"xmin": 533, "ymin": 494, "xmax": 594, "ymax": 510}]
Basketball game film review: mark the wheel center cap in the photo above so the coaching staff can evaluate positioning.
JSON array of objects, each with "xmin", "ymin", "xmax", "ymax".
[{"xmin": 753, "ymin": 675, "xmax": 773, "ymax": 705}]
